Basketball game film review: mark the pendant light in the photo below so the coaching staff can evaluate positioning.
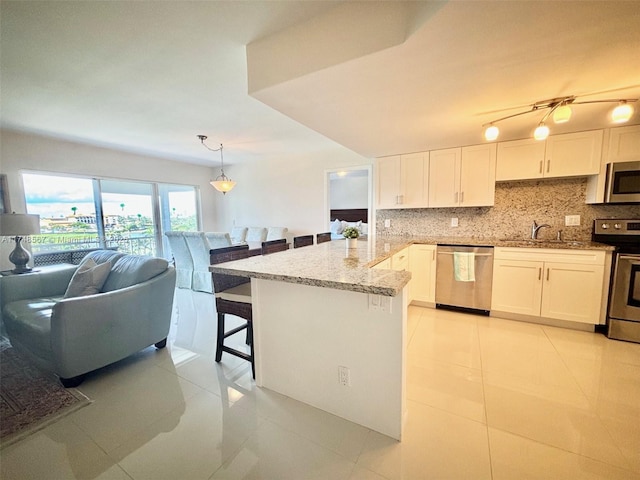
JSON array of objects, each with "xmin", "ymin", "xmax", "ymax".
[
  {"xmin": 197, "ymin": 135, "xmax": 236, "ymax": 194},
  {"xmin": 482, "ymin": 95, "xmax": 637, "ymax": 142}
]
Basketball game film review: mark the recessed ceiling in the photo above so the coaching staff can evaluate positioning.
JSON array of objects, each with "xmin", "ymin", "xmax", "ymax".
[{"xmin": 2, "ymin": 1, "xmax": 639, "ymax": 167}]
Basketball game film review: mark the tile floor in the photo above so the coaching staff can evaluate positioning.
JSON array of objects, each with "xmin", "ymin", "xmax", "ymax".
[{"xmin": 1, "ymin": 289, "xmax": 640, "ymax": 479}]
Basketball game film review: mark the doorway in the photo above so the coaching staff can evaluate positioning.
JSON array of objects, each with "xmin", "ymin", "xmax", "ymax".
[{"xmin": 324, "ymin": 165, "xmax": 373, "ymax": 237}]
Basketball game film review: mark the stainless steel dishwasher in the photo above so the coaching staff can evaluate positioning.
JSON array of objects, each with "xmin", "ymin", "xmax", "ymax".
[{"xmin": 435, "ymin": 245, "xmax": 494, "ymax": 314}]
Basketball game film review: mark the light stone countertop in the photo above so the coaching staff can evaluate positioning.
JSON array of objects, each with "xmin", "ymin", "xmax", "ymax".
[{"xmin": 209, "ymin": 235, "xmax": 614, "ymax": 297}]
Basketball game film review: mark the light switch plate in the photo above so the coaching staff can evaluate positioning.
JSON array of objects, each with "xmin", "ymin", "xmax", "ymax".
[
  {"xmin": 384, "ymin": 219, "xmax": 391, "ymax": 228},
  {"xmin": 451, "ymin": 217, "xmax": 459, "ymax": 227},
  {"xmin": 565, "ymin": 215, "xmax": 581, "ymax": 226}
]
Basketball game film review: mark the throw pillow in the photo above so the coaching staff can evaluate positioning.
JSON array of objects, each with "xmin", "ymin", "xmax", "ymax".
[{"xmin": 63, "ymin": 258, "xmax": 112, "ymax": 298}]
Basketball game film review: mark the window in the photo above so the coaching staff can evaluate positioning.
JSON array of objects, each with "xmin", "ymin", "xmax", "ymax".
[{"xmin": 23, "ymin": 172, "xmax": 200, "ymax": 258}]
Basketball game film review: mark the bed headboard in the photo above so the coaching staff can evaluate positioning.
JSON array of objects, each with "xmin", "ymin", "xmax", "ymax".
[{"xmin": 330, "ymin": 208, "xmax": 368, "ymax": 224}]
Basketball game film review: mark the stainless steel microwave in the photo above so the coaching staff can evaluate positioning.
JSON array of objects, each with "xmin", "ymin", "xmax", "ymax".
[{"xmin": 605, "ymin": 161, "xmax": 640, "ymax": 203}]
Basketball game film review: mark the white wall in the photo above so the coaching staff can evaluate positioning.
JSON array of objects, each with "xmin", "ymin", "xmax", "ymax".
[
  {"xmin": 0, "ymin": 129, "xmax": 220, "ymax": 270},
  {"xmin": 330, "ymin": 175, "xmax": 369, "ymax": 209},
  {"xmin": 219, "ymin": 147, "xmax": 371, "ymax": 239}
]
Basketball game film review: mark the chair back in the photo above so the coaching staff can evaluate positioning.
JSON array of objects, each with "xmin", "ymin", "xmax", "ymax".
[
  {"xmin": 164, "ymin": 231, "xmax": 194, "ymax": 288},
  {"xmin": 316, "ymin": 232, "xmax": 332, "ymax": 244},
  {"xmin": 210, "ymin": 245, "xmax": 250, "ymax": 293},
  {"xmin": 293, "ymin": 235, "xmax": 314, "ymax": 248},
  {"xmin": 246, "ymin": 227, "xmax": 267, "ymax": 242},
  {"xmin": 261, "ymin": 238, "xmax": 288, "ymax": 255},
  {"xmin": 205, "ymin": 232, "xmax": 232, "ymax": 249},
  {"xmin": 266, "ymin": 227, "xmax": 288, "ymax": 241},
  {"xmin": 182, "ymin": 232, "xmax": 213, "ymax": 293},
  {"xmin": 230, "ymin": 226, "xmax": 248, "ymax": 244}
]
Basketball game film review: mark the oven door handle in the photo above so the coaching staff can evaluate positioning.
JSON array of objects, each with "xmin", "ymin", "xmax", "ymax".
[{"xmin": 619, "ymin": 255, "xmax": 640, "ymax": 264}]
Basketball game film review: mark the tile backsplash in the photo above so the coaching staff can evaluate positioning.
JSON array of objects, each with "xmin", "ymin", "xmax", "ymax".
[{"xmin": 376, "ymin": 177, "xmax": 639, "ymax": 241}]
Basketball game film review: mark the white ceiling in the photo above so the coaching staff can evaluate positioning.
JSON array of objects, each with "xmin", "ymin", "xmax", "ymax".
[{"xmin": 2, "ymin": 1, "xmax": 639, "ymax": 168}]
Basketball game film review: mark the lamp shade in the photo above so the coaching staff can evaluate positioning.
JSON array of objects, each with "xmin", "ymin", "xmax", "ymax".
[
  {"xmin": 612, "ymin": 102, "xmax": 634, "ymax": 123},
  {"xmin": 552, "ymin": 105, "xmax": 572, "ymax": 123},
  {"xmin": 484, "ymin": 125, "xmax": 499, "ymax": 141},
  {"xmin": 534, "ymin": 123, "xmax": 550, "ymax": 141},
  {"xmin": 0, "ymin": 213, "xmax": 41, "ymax": 236},
  {"xmin": 210, "ymin": 179, "xmax": 236, "ymax": 194}
]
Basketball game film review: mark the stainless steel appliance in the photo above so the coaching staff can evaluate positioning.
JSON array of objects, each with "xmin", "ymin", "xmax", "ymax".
[
  {"xmin": 605, "ymin": 161, "xmax": 640, "ymax": 203},
  {"xmin": 435, "ymin": 245, "xmax": 494, "ymax": 314},
  {"xmin": 593, "ymin": 219, "xmax": 640, "ymax": 343}
]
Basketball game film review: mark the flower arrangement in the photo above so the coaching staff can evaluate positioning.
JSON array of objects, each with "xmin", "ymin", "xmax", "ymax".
[{"xmin": 342, "ymin": 226, "xmax": 360, "ymax": 239}]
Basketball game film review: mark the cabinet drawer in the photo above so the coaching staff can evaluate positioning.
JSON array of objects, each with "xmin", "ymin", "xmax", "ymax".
[{"xmin": 494, "ymin": 247, "xmax": 606, "ymax": 265}]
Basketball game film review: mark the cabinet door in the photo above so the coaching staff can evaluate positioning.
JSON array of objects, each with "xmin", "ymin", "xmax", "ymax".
[
  {"xmin": 491, "ymin": 259, "xmax": 543, "ymax": 316},
  {"xmin": 460, "ymin": 144, "xmax": 496, "ymax": 206},
  {"xmin": 541, "ymin": 262, "xmax": 605, "ymax": 324},
  {"xmin": 428, "ymin": 148, "xmax": 461, "ymax": 207},
  {"xmin": 607, "ymin": 125, "xmax": 640, "ymax": 163},
  {"xmin": 409, "ymin": 244, "xmax": 436, "ymax": 304},
  {"xmin": 391, "ymin": 248, "xmax": 409, "ymax": 272},
  {"xmin": 496, "ymin": 139, "xmax": 545, "ymax": 181},
  {"xmin": 545, "ymin": 130, "xmax": 602, "ymax": 177},
  {"xmin": 377, "ymin": 156, "xmax": 401, "ymax": 208},
  {"xmin": 401, "ymin": 152, "xmax": 428, "ymax": 208}
]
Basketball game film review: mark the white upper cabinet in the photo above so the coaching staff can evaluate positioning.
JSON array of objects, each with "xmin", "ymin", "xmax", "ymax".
[
  {"xmin": 607, "ymin": 124, "xmax": 640, "ymax": 163},
  {"xmin": 460, "ymin": 144, "xmax": 497, "ymax": 206},
  {"xmin": 545, "ymin": 130, "xmax": 602, "ymax": 177},
  {"xmin": 428, "ymin": 148, "xmax": 460, "ymax": 207},
  {"xmin": 429, "ymin": 144, "xmax": 496, "ymax": 207},
  {"xmin": 496, "ymin": 130, "xmax": 603, "ymax": 181},
  {"xmin": 496, "ymin": 139, "xmax": 545, "ymax": 181},
  {"xmin": 377, "ymin": 155, "xmax": 402, "ymax": 209},
  {"xmin": 377, "ymin": 152, "xmax": 428, "ymax": 209}
]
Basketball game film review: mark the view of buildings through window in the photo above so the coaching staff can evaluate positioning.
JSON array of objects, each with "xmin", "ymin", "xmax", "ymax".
[{"xmin": 23, "ymin": 173, "xmax": 199, "ymax": 258}]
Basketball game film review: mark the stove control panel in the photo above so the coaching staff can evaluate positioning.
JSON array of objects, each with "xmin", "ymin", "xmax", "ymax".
[{"xmin": 594, "ymin": 219, "xmax": 640, "ymax": 236}]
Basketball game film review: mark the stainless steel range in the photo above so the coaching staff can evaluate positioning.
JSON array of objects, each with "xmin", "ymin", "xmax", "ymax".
[{"xmin": 593, "ymin": 219, "xmax": 640, "ymax": 343}]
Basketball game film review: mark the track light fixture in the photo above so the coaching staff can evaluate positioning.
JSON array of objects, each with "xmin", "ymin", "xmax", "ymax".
[
  {"xmin": 482, "ymin": 95, "xmax": 637, "ymax": 142},
  {"xmin": 198, "ymin": 135, "xmax": 236, "ymax": 194}
]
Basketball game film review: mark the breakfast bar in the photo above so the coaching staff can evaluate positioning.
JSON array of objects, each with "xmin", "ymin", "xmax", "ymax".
[{"xmin": 209, "ymin": 238, "xmax": 411, "ymax": 440}]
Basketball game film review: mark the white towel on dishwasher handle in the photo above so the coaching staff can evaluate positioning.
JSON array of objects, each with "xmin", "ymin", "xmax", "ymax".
[{"xmin": 453, "ymin": 252, "xmax": 475, "ymax": 282}]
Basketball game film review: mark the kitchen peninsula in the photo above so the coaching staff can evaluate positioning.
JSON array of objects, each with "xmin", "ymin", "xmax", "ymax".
[{"xmin": 210, "ymin": 238, "xmax": 411, "ymax": 440}]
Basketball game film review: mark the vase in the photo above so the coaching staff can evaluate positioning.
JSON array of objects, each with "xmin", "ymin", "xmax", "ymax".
[{"xmin": 346, "ymin": 238, "xmax": 358, "ymax": 249}]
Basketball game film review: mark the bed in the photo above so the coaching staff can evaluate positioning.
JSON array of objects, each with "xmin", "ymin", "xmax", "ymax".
[{"xmin": 329, "ymin": 208, "xmax": 369, "ymax": 239}]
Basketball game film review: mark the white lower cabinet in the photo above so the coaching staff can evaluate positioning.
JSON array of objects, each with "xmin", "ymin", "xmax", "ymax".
[
  {"xmin": 491, "ymin": 248, "xmax": 607, "ymax": 325},
  {"xmin": 409, "ymin": 244, "xmax": 436, "ymax": 305}
]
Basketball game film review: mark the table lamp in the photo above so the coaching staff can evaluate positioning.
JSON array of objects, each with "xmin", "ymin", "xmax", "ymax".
[{"xmin": 0, "ymin": 213, "xmax": 41, "ymax": 273}]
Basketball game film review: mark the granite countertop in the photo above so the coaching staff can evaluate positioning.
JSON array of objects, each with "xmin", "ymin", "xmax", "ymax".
[{"xmin": 209, "ymin": 235, "xmax": 614, "ymax": 297}]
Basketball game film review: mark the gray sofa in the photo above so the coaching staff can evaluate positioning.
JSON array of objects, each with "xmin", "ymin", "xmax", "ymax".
[{"xmin": 1, "ymin": 250, "xmax": 176, "ymax": 387}]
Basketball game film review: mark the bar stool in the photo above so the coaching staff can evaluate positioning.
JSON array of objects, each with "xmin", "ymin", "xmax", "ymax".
[
  {"xmin": 293, "ymin": 235, "xmax": 314, "ymax": 248},
  {"xmin": 316, "ymin": 232, "xmax": 332, "ymax": 244},
  {"xmin": 261, "ymin": 238, "xmax": 288, "ymax": 255},
  {"xmin": 210, "ymin": 245, "xmax": 254, "ymax": 378}
]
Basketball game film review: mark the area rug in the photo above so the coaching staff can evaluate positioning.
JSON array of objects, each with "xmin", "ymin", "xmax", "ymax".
[{"xmin": 0, "ymin": 337, "xmax": 91, "ymax": 448}]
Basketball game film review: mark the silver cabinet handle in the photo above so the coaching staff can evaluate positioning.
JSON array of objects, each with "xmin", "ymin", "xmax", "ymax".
[
  {"xmin": 546, "ymin": 268, "xmax": 550, "ymax": 281},
  {"xmin": 538, "ymin": 267, "xmax": 541, "ymax": 280},
  {"xmin": 396, "ymin": 194, "xmax": 404, "ymax": 205},
  {"xmin": 460, "ymin": 191, "xmax": 464, "ymax": 203},
  {"xmin": 546, "ymin": 160, "xmax": 550, "ymax": 173},
  {"xmin": 539, "ymin": 161, "xmax": 543, "ymax": 173}
]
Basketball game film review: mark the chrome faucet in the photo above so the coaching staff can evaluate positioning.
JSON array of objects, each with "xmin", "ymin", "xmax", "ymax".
[{"xmin": 531, "ymin": 220, "xmax": 551, "ymax": 239}]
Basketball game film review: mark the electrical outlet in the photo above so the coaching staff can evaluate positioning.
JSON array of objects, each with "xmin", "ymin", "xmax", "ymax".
[
  {"xmin": 384, "ymin": 219, "xmax": 391, "ymax": 228},
  {"xmin": 338, "ymin": 366, "xmax": 351, "ymax": 386},
  {"xmin": 451, "ymin": 217, "xmax": 459, "ymax": 227},
  {"xmin": 369, "ymin": 294, "xmax": 392, "ymax": 313},
  {"xmin": 565, "ymin": 215, "xmax": 581, "ymax": 226}
]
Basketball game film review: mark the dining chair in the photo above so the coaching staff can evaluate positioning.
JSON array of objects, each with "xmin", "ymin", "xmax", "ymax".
[
  {"xmin": 205, "ymin": 232, "xmax": 232, "ymax": 249},
  {"xmin": 293, "ymin": 235, "xmax": 314, "ymax": 248},
  {"xmin": 261, "ymin": 238, "xmax": 288, "ymax": 255},
  {"xmin": 164, "ymin": 231, "xmax": 194, "ymax": 289},
  {"xmin": 183, "ymin": 232, "xmax": 213, "ymax": 293},
  {"xmin": 210, "ymin": 245, "xmax": 255, "ymax": 378},
  {"xmin": 316, "ymin": 232, "xmax": 332, "ymax": 244}
]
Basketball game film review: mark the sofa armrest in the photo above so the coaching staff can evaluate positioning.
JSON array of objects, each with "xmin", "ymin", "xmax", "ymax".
[
  {"xmin": 1, "ymin": 264, "xmax": 77, "ymax": 309},
  {"xmin": 49, "ymin": 266, "xmax": 176, "ymax": 378}
]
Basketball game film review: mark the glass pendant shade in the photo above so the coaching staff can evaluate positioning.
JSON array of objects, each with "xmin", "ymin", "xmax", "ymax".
[
  {"xmin": 611, "ymin": 102, "xmax": 633, "ymax": 123},
  {"xmin": 552, "ymin": 104, "xmax": 572, "ymax": 123},
  {"xmin": 484, "ymin": 125, "xmax": 499, "ymax": 141},
  {"xmin": 534, "ymin": 123, "xmax": 549, "ymax": 141},
  {"xmin": 210, "ymin": 177, "xmax": 236, "ymax": 194}
]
